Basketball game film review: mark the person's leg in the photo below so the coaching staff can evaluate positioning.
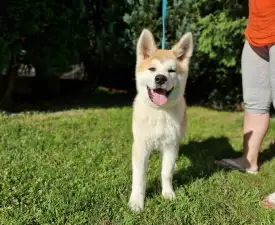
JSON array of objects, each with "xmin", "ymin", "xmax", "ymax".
[
  {"xmin": 260, "ymin": 45, "xmax": 275, "ymax": 206},
  {"xmin": 269, "ymin": 44, "xmax": 275, "ymax": 113},
  {"xmin": 239, "ymin": 111, "xmax": 269, "ymax": 170},
  {"xmin": 215, "ymin": 41, "xmax": 271, "ymax": 173}
]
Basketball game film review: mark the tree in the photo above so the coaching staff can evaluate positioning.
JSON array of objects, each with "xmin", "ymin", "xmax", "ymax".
[
  {"xmin": 84, "ymin": 0, "xmax": 135, "ymax": 91},
  {"xmin": 0, "ymin": 0, "xmax": 89, "ymax": 108},
  {"xmin": 193, "ymin": 0, "xmax": 248, "ymax": 108}
]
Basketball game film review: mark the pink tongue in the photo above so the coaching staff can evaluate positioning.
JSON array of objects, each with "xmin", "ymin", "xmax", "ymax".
[{"xmin": 151, "ymin": 90, "xmax": 168, "ymax": 105}]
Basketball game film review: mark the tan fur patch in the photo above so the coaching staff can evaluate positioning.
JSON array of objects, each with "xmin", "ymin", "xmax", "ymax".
[
  {"xmin": 136, "ymin": 49, "xmax": 187, "ymax": 73},
  {"xmin": 151, "ymin": 50, "xmax": 176, "ymax": 61}
]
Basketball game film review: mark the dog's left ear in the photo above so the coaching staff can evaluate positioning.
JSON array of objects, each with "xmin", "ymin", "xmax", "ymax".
[{"xmin": 172, "ymin": 32, "xmax": 193, "ymax": 62}]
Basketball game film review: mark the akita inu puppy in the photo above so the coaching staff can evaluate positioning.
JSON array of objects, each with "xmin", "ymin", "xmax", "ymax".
[{"xmin": 128, "ymin": 29, "xmax": 193, "ymax": 212}]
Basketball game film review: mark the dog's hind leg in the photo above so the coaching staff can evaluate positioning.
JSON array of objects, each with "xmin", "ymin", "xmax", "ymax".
[
  {"xmin": 128, "ymin": 143, "xmax": 150, "ymax": 212},
  {"xmin": 161, "ymin": 145, "xmax": 179, "ymax": 199}
]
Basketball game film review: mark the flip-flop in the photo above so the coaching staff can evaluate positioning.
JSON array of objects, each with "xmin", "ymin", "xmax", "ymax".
[
  {"xmin": 214, "ymin": 159, "xmax": 258, "ymax": 174},
  {"xmin": 262, "ymin": 193, "xmax": 275, "ymax": 209}
]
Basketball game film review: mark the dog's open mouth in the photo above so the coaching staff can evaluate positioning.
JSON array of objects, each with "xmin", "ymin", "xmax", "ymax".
[{"xmin": 147, "ymin": 86, "xmax": 174, "ymax": 105}]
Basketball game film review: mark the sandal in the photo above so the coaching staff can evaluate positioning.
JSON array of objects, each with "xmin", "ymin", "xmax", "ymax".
[{"xmin": 214, "ymin": 159, "xmax": 258, "ymax": 174}]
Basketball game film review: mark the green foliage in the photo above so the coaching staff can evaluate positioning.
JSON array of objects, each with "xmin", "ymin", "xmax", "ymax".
[
  {"xmin": 85, "ymin": 0, "xmax": 132, "ymax": 70},
  {"xmin": 0, "ymin": 0, "xmax": 88, "ymax": 76},
  {"xmin": 198, "ymin": 11, "xmax": 246, "ymax": 68},
  {"xmin": 124, "ymin": 0, "xmax": 193, "ymax": 52},
  {"xmin": 192, "ymin": 1, "xmax": 247, "ymax": 108}
]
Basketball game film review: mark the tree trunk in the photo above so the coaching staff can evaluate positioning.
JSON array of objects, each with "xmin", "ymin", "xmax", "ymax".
[{"xmin": 0, "ymin": 60, "xmax": 18, "ymax": 109}]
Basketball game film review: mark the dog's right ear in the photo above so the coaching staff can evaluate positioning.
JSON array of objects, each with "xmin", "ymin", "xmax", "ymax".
[{"xmin": 136, "ymin": 29, "xmax": 157, "ymax": 63}]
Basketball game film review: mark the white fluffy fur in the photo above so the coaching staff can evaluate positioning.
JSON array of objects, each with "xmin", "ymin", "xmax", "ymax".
[{"xmin": 128, "ymin": 29, "xmax": 193, "ymax": 212}]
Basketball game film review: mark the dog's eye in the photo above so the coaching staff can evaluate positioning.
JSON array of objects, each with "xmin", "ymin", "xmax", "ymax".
[
  {"xmin": 148, "ymin": 67, "xmax": 156, "ymax": 72},
  {"xmin": 168, "ymin": 69, "xmax": 176, "ymax": 73}
]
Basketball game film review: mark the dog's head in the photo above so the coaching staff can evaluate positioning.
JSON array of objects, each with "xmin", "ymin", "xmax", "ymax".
[{"xmin": 135, "ymin": 29, "xmax": 193, "ymax": 107}]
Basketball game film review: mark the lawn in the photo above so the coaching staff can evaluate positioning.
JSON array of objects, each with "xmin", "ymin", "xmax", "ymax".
[{"xmin": 1, "ymin": 89, "xmax": 275, "ymax": 224}]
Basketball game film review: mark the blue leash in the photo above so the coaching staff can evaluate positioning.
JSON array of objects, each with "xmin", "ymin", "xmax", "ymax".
[{"xmin": 161, "ymin": 0, "xmax": 167, "ymax": 49}]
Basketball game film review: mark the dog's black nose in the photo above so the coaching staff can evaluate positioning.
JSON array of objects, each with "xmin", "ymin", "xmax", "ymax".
[{"xmin": 155, "ymin": 75, "xmax": 167, "ymax": 85}]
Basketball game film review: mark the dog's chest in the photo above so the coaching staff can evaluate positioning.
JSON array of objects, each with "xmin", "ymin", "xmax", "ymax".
[{"xmin": 133, "ymin": 107, "xmax": 183, "ymax": 149}]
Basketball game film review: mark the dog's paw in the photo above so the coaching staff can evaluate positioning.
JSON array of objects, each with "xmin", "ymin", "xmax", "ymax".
[
  {"xmin": 128, "ymin": 200, "xmax": 144, "ymax": 212},
  {"xmin": 162, "ymin": 190, "xmax": 176, "ymax": 200},
  {"xmin": 128, "ymin": 194, "xmax": 144, "ymax": 212}
]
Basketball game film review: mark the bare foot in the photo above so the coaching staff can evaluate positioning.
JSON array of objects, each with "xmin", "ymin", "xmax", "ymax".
[{"xmin": 262, "ymin": 192, "xmax": 275, "ymax": 209}]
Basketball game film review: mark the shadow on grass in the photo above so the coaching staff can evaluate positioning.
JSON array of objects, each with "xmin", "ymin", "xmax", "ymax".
[
  {"xmin": 147, "ymin": 136, "xmax": 275, "ymax": 198},
  {"xmin": 7, "ymin": 87, "xmax": 135, "ymax": 113},
  {"xmin": 174, "ymin": 137, "xmax": 238, "ymax": 186},
  {"xmin": 146, "ymin": 137, "xmax": 236, "ymax": 197},
  {"xmin": 259, "ymin": 141, "xmax": 275, "ymax": 167}
]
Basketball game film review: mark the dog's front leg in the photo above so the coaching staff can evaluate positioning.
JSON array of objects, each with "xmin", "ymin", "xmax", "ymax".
[
  {"xmin": 161, "ymin": 145, "xmax": 179, "ymax": 199},
  {"xmin": 128, "ymin": 143, "xmax": 150, "ymax": 212}
]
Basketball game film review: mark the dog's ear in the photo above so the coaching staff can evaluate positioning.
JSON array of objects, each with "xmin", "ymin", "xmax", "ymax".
[
  {"xmin": 136, "ymin": 29, "xmax": 157, "ymax": 63},
  {"xmin": 172, "ymin": 32, "xmax": 193, "ymax": 62}
]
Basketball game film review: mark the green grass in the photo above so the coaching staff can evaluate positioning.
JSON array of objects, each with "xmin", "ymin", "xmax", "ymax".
[{"xmin": 1, "ymin": 91, "xmax": 275, "ymax": 224}]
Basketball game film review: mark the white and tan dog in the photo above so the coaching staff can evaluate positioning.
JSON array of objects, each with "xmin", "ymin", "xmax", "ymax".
[{"xmin": 128, "ymin": 29, "xmax": 193, "ymax": 212}]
